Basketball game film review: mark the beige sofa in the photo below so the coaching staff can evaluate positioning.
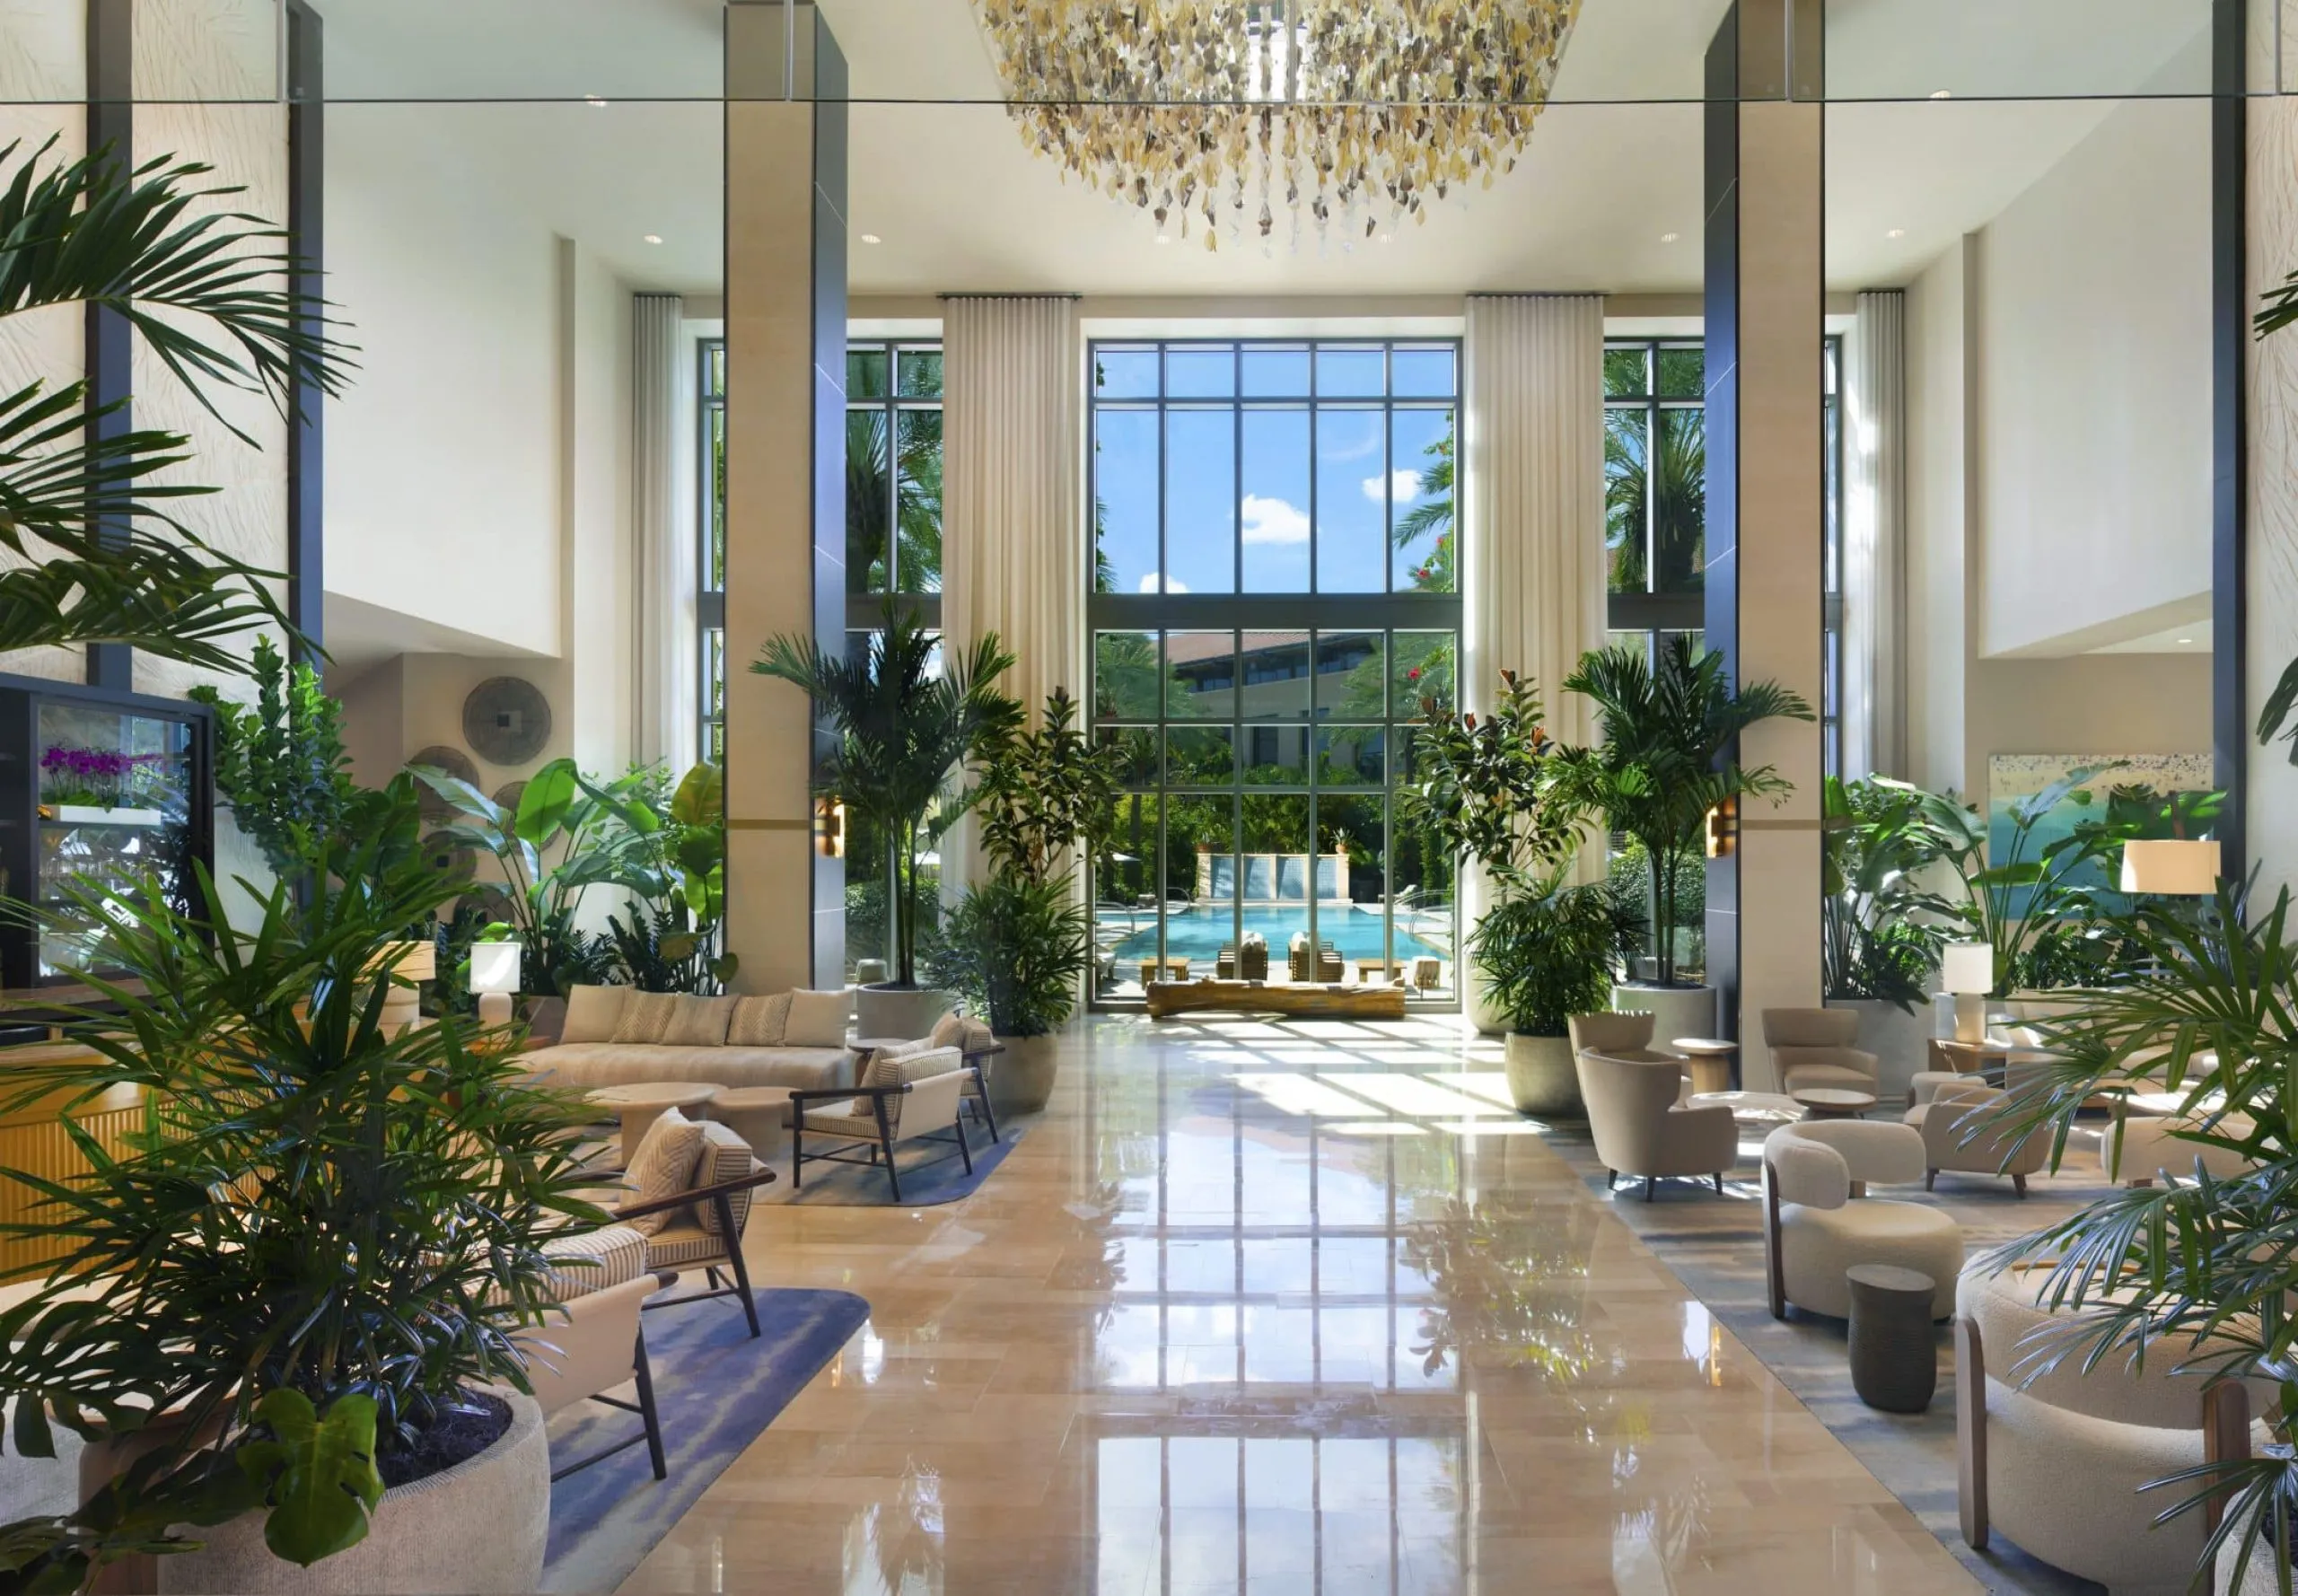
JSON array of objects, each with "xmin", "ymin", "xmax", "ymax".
[{"xmin": 519, "ymin": 984, "xmax": 859, "ymax": 1096}]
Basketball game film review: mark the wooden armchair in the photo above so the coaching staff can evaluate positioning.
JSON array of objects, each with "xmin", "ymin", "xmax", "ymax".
[
  {"xmin": 787, "ymin": 1043, "xmax": 985, "ymax": 1202},
  {"xmin": 605, "ymin": 1121, "xmax": 779, "ymax": 1337}
]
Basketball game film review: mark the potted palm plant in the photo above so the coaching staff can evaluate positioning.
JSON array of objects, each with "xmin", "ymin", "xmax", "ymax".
[
  {"xmin": 0, "ymin": 845, "xmax": 606, "ymax": 1593},
  {"xmin": 1555, "ymin": 636, "xmax": 1813, "ymax": 1045},
  {"xmin": 754, "ymin": 601, "xmax": 1017, "ymax": 1038},
  {"xmin": 926, "ymin": 688, "xmax": 1126, "ymax": 1114},
  {"xmin": 1400, "ymin": 671, "xmax": 1620, "ymax": 1115}
]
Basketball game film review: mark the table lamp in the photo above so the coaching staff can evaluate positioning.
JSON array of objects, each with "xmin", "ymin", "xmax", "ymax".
[
  {"xmin": 469, "ymin": 941, "xmax": 522, "ymax": 1026},
  {"xmin": 2121, "ymin": 838, "xmax": 2220, "ymax": 896},
  {"xmin": 1940, "ymin": 942, "xmax": 1994, "ymax": 1045}
]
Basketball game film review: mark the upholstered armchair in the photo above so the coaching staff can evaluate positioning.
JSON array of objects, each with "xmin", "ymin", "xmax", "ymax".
[
  {"xmin": 1762, "ymin": 1008, "xmax": 1881, "ymax": 1095},
  {"xmin": 2101, "ymin": 1109, "xmax": 2257, "ymax": 1188},
  {"xmin": 519, "ymin": 1224, "xmax": 672, "ymax": 1481},
  {"xmin": 1569, "ymin": 1010, "xmax": 1672, "ymax": 1060},
  {"xmin": 1957, "ymin": 1262, "xmax": 2261, "ymax": 1594},
  {"xmin": 1577, "ymin": 1048, "xmax": 1737, "ymax": 1200},
  {"xmin": 1762, "ymin": 1120, "xmax": 1963, "ymax": 1320},
  {"xmin": 1904, "ymin": 1081, "xmax": 2048, "ymax": 1196},
  {"xmin": 788, "ymin": 1043, "xmax": 981, "ymax": 1201},
  {"xmin": 592, "ymin": 1119, "xmax": 776, "ymax": 1338}
]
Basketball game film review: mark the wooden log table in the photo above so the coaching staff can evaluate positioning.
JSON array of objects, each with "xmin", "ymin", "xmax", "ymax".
[{"xmin": 1145, "ymin": 980, "xmax": 1408, "ymax": 1021}]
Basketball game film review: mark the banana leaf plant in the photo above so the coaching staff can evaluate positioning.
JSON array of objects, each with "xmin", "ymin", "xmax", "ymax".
[
  {"xmin": 1821, "ymin": 776, "xmax": 1956, "ymax": 1013},
  {"xmin": 584, "ymin": 762, "xmax": 736, "ymax": 992}
]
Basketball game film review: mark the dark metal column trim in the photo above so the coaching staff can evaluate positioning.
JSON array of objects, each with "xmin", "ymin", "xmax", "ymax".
[
  {"xmin": 2214, "ymin": 0, "xmax": 2249, "ymax": 880},
  {"xmin": 286, "ymin": 0, "xmax": 325, "ymax": 663},
  {"xmin": 83, "ymin": 0, "xmax": 134, "ymax": 692}
]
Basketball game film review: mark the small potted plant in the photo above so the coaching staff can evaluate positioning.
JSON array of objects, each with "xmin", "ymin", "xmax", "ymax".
[{"xmin": 926, "ymin": 686, "xmax": 1127, "ymax": 1114}]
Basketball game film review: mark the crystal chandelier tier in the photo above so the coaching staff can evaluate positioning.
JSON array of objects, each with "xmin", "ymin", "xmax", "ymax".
[{"xmin": 972, "ymin": 0, "xmax": 1582, "ymax": 251}]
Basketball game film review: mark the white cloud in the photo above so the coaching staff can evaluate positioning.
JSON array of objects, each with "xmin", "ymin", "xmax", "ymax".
[
  {"xmin": 1137, "ymin": 573, "xmax": 1188, "ymax": 593},
  {"xmin": 1241, "ymin": 494, "xmax": 1311, "ymax": 545},
  {"xmin": 1364, "ymin": 468, "xmax": 1423, "ymax": 504}
]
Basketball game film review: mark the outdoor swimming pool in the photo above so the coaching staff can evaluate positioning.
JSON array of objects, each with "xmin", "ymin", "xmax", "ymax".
[{"xmin": 1107, "ymin": 905, "xmax": 1449, "ymax": 965}]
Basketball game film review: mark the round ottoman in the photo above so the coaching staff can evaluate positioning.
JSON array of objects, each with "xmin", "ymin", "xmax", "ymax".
[{"xmin": 1846, "ymin": 1263, "xmax": 1936, "ymax": 1412}]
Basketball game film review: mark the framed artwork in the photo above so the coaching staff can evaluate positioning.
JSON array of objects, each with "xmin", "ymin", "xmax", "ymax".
[{"xmin": 1986, "ymin": 753, "xmax": 2215, "ymax": 916}]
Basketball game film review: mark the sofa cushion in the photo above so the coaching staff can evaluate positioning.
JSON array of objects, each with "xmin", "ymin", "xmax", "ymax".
[
  {"xmin": 562, "ymin": 984, "xmax": 630, "ymax": 1044},
  {"xmin": 612, "ymin": 992, "xmax": 736, "ymax": 1048},
  {"xmin": 786, "ymin": 989, "xmax": 850, "ymax": 1048},
  {"xmin": 523, "ymin": 1042, "xmax": 853, "ymax": 1093},
  {"xmin": 728, "ymin": 991, "xmax": 793, "ymax": 1048}
]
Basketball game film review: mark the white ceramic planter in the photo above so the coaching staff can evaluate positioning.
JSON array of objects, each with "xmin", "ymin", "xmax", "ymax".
[
  {"xmin": 853, "ymin": 986, "xmax": 957, "ymax": 1040},
  {"xmin": 991, "ymin": 1033, "xmax": 1060, "ymax": 1117},
  {"xmin": 157, "ymin": 1393, "xmax": 548, "ymax": 1595},
  {"xmin": 1502, "ymin": 1033, "xmax": 1581, "ymax": 1117},
  {"xmin": 1611, "ymin": 985, "xmax": 1716, "ymax": 1051}
]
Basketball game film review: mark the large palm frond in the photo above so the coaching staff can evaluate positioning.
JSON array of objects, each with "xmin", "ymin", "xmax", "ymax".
[{"xmin": 0, "ymin": 137, "xmax": 354, "ymax": 670}]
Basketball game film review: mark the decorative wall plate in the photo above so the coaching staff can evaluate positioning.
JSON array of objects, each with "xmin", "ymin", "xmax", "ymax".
[
  {"xmin": 409, "ymin": 746, "xmax": 480, "ymax": 821},
  {"xmin": 493, "ymin": 780, "xmax": 527, "ymax": 816},
  {"xmin": 464, "ymin": 678, "xmax": 552, "ymax": 767},
  {"xmin": 419, "ymin": 829, "xmax": 477, "ymax": 885}
]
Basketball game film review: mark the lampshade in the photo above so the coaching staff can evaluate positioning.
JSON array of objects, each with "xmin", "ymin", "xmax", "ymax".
[
  {"xmin": 2121, "ymin": 838, "xmax": 2221, "ymax": 896},
  {"xmin": 1940, "ymin": 943, "xmax": 1995, "ymax": 995},
  {"xmin": 469, "ymin": 942, "xmax": 523, "ymax": 995}
]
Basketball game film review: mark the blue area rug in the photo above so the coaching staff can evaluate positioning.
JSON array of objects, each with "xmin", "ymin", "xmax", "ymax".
[
  {"xmin": 767, "ymin": 1122, "xmax": 1027, "ymax": 1206},
  {"xmin": 540, "ymin": 1286, "xmax": 869, "ymax": 1594}
]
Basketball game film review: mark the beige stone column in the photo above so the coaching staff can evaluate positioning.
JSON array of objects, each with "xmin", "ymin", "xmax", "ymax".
[
  {"xmin": 1705, "ymin": 0, "xmax": 1826, "ymax": 1087},
  {"xmin": 723, "ymin": 1, "xmax": 847, "ymax": 992}
]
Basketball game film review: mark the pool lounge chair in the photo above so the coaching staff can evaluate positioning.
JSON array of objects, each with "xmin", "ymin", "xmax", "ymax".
[
  {"xmin": 1286, "ymin": 935, "xmax": 1342, "ymax": 983},
  {"xmin": 1215, "ymin": 938, "xmax": 1270, "ymax": 982}
]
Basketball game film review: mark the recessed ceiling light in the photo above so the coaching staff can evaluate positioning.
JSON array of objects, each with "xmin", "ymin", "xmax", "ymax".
[
  {"xmin": 1154, "ymin": 233, "xmax": 1171, "ymax": 245},
  {"xmin": 1929, "ymin": 89, "xmax": 1952, "ymax": 100},
  {"xmin": 859, "ymin": 232, "xmax": 882, "ymax": 245},
  {"xmin": 584, "ymin": 94, "xmax": 609, "ymax": 108},
  {"xmin": 1377, "ymin": 232, "xmax": 1393, "ymax": 243},
  {"xmin": 2178, "ymin": 637, "xmax": 2195, "ymax": 645},
  {"xmin": 1887, "ymin": 228, "xmax": 1907, "ymax": 239},
  {"xmin": 1659, "ymin": 231, "xmax": 1681, "ymax": 244},
  {"xmin": 643, "ymin": 233, "xmax": 662, "ymax": 245}
]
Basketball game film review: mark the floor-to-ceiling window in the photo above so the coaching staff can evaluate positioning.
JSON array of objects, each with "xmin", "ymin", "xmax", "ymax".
[
  {"xmin": 845, "ymin": 339, "xmax": 944, "ymax": 977},
  {"xmin": 1088, "ymin": 340, "xmax": 1461, "ymax": 1007}
]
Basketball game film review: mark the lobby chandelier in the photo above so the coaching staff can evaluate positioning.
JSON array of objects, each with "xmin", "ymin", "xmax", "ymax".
[{"xmin": 972, "ymin": 0, "xmax": 1581, "ymax": 252}]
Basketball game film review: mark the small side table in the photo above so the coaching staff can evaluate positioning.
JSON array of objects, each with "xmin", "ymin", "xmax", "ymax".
[
  {"xmin": 1793, "ymin": 1087, "xmax": 1878, "ymax": 1120},
  {"xmin": 588, "ymin": 1082, "xmax": 724, "ymax": 1164},
  {"xmin": 706, "ymin": 1085, "xmax": 794, "ymax": 1164},
  {"xmin": 1671, "ymin": 1038, "xmax": 1739, "ymax": 1097},
  {"xmin": 1846, "ymin": 1263, "xmax": 1938, "ymax": 1412}
]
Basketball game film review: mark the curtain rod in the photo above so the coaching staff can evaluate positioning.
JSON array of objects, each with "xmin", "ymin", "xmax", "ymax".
[{"xmin": 935, "ymin": 292, "xmax": 1085, "ymax": 301}]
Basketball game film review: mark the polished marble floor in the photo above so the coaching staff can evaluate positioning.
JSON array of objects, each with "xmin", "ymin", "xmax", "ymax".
[{"xmin": 616, "ymin": 1016, "xmax": 1979, "ymax": 1595}]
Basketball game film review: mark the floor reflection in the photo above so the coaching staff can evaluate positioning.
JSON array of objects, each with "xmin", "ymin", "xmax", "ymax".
[{"xmin": 614, "ymin": 1017, "xmax": 1978, "ymax": 1595}]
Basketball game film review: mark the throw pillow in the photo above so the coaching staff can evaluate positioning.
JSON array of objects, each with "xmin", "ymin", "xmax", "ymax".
[
  {"xmin": 784, "ymin": 988, "xmax": 850, "ymax": 1048},
  {"xmin": 727, "ymin": 991, "xmax": 794, "ymax": 1048},
  {"xmin": 928, "ymin": 1011, "xmax": 969, "ymax": 1051},
  {"xmin": 560, "ymin": 984, "xmax": 630, "ymax": 1044},
  {"xmin": 611, "ymin": 991, "xmax": 683, "ymax": 1046},
  {"xmin": 658, "ymin": 994, "xmax": 737, "ymax": 1048},
  {"xmin": 618, "ymin": 1109, "xmax": 704, "ymax": 1237}
]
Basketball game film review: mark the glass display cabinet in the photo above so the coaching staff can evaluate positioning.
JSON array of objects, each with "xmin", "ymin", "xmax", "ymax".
[{"xmin": 0, "ymin": 679, "xmax": 213, "ymax": 991}]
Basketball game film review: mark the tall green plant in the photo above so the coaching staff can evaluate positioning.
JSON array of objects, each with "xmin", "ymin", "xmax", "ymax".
[
  {"xmin": 190, "ymin": 636, "xmax": 355, "ymax": 875},
  {"xmin": 1555, "ymin": 636, "xmax": 1814, "ymax": 988},
  {"xmin": 974, "ymin": 688, "xmax": 1126, "ymax": 887},
  {"xmin": 0, "ymin": 137, "xmax": 351, "ymax": 670},
  {"xmin": 925, "ymin": 875, "xmax": 1092, "ymax": 1038},
  {"xmin": 753, "ymin": 601, "xmax": 1017, "ymax": 986},
  {"xmin": 1822, "ymin": 776, "xmax": 1958, "ymax": 1012},
  {"xmin": 0, "ymin": 844, "xmax": 605, "ymax": 1580}
]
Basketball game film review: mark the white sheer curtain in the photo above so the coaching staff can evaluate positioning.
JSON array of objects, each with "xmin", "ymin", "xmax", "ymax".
[
  {"xmin": 631, "ymin": 293, "xmax": 697, "ymax": 776},
  {"xmin": 1460, "ymin": 295, "xmax": 1607, "ymax": 1025},
  {"xmin": 1843, "ymin": 290, "xmax": 1907, "ymax": 781},
  {"xmin": 939, "ymin": 294, "xmax": 1086, "ymax": 884}
]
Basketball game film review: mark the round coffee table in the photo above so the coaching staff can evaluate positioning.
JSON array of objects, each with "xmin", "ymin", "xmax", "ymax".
[
  {"xmin": 1846, "ymin": 1263, "xmax": 1938, "ymax": 1412},
  {"xmin": 589, "ymin": 1082, "xmax": 724, "ymax": 1163},
  {"xmin": 1688, "ymin": 1090, "xmax": 1802, "ymax": 1129},
  {"xmin": 1671, "ymin": 1038, "xmax": 1739, "ymax": 1096},
  {"xmin": 707, "ymin": 1085, "xmax": 794, "ymax": 1162},
  {"xmin": 1794, "ymin": 1087, "xmax": 1878, "ymax": 1119}
]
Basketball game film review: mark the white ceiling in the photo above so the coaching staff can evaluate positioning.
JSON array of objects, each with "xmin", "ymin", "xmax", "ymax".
[
  {"xmin": 309, "ymin": 0, "xmax": 2215, "ymax": 298},
  {"xmin": 321, "ymin": 593, "xmax": 549, "ymax": 688}
]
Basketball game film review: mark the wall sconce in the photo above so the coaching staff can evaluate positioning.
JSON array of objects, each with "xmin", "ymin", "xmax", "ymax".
[
  {"xmin": 818, "ymin": 796, "xmax": 846, "ymax": 858},
  {"xmin": 1705, "ymin": 798, "xmax": 1737, "ymax": 859}
]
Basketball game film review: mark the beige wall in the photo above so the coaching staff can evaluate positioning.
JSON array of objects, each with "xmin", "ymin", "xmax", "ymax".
[{"xmin": 1906, "ymin": 237, "xmax": 2213, "ymax": 819}]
